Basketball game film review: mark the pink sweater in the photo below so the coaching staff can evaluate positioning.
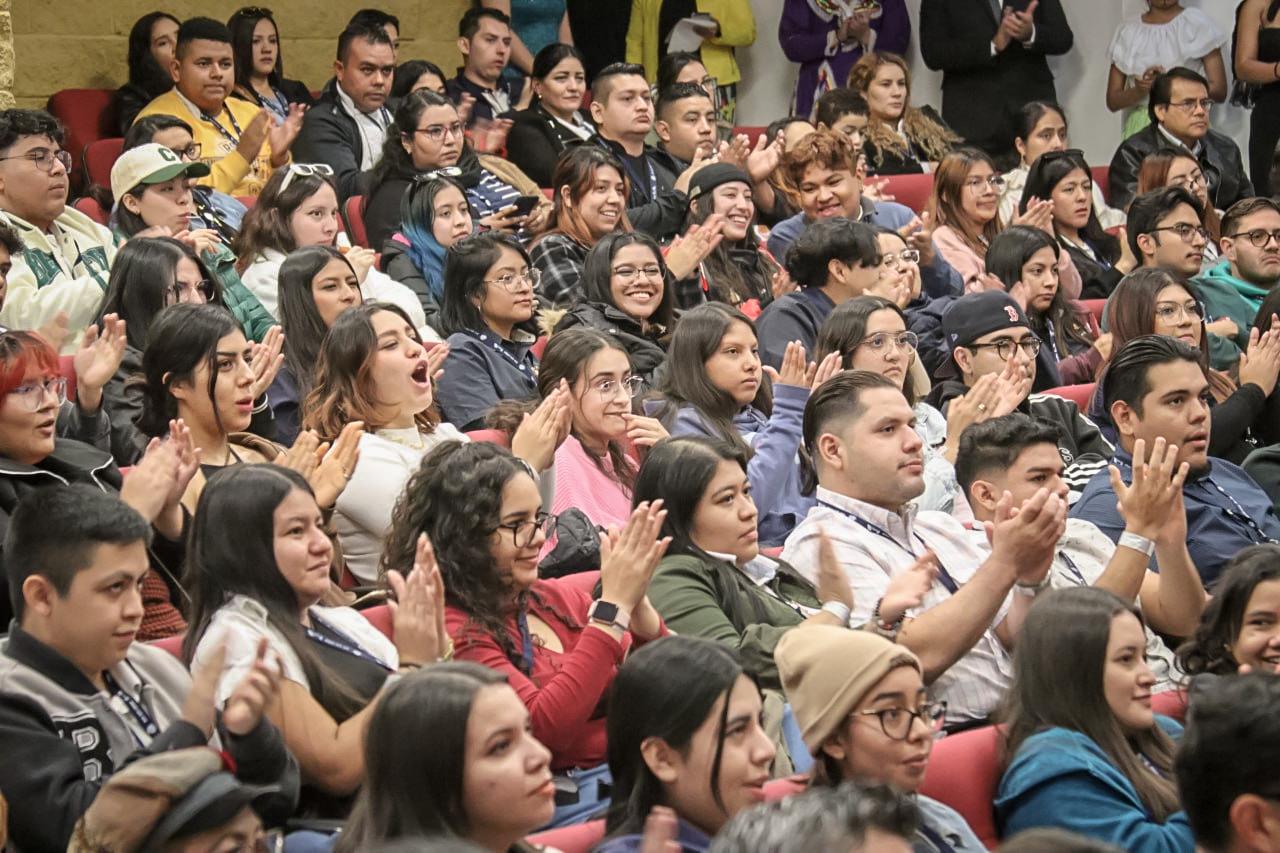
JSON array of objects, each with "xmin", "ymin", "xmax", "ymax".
[
  {"xmin": 550, "ymin": 435, "xmax": 634, "ymax": 529},
  {"xmin": 934, "ymin": 224, "xmax": 1083, "ymax": 300}
]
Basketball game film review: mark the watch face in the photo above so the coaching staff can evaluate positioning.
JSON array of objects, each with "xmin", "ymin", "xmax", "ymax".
[{"xmin": 592, "ymin": 601, "xmax": 620, "ymax": 622}]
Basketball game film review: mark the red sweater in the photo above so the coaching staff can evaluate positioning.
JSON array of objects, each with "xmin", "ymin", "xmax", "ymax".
[{"xmin": 446, "ymin": 578, "xmax": 666, "ymax": 770}]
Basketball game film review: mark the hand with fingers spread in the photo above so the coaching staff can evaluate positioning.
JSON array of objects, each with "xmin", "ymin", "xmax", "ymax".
[
  {"xmin": 511, "ymin": 381, "xmax": 571, "ymax": 472},
  {"xmin": 309, "ymin": 420, "xmax": 364, "ymax": 509},
  {"xmin": 899, "ymin": 211, "xmax": 937, "ymax": 267},
  {"xmin": 744, "ymin": 132, "xmax": 785, "ymax": 184},
  {"xmin": 425, "ymin": 342, "xmax": 450, "ymax": 382},
  {"xmin": 120, "ymin": 437, "xmax": 179, "ymax": 524},
  {"xmin": 770, "ymin": 266, "xmax": 797, "ymax": 300},
  {"xmin": 639, "ymin": 806, "xmax": 681, "ymax": 853},
  {"xmin": 1239, "ymin": 316, "xmax": 1280, "ymax": 397},
  {"xmin": 248, "ymin": 326, "xmax": 285, "ymax": 400},
  {"xmin": 73, "ymin": 314, "xmax": 128, "ymax": 414},
  {"xmin": 880, "ymin": 553, "xmax": 939, "ymax": 625},
  {"xmin": 1111, "ymin": 437, "xmax": 1190, "ymax": 546},
  {"xmin": 717, "ymin": 134, "xmax": 752, "ymax": 172},
  {"xmin": 815, "ymin": 530, "xmax": 854, "ymax": 612},
  {"xmin": 622, "ymin": 413, "xmax": 669, "ymax": 449},
  {"xmin": 1013, "ymin": 198, "xmax": 1055, "ymax": 236},
  {"xmin": 386, "ymin": 533, "xmax": 450, "ymax": 666},
  {"xmin": 862, "ymin": 175, "xmax": 894, "ymax": 203},
  {"xmin": 674, "ymin": 149, "xmax": 718, "ymax": 195},
  {"xmin": 222, "ymin": 637, "xmax": 285, "ymax": 736},
  {"xmin": 993, "ymin": 354, "xmax": 1032, "ymax": 416},
  {"xmin": 762, "ymin": 340, "xmax": 814, "ymax": 390},
  {"xmin": 597, "ymin": 500, "xmax": 672, "ymax": 617},
  {"xmin": 235, "ymin": 109, "xmax": 272, "ymax": 164},
  {"xmin": 268, "ymin": 103, "xmax": 307, "ymax": 161},
  {"xmin": 665, "ymin": 216, "xmax": 726, "ymax": 279},
  {"xmin": 945, "ymin": 373, "xmax": 1002, "ymax": 454},
  {"xmin": 343, "ymin": 246, "xmax": 378, "ymax": 282}
]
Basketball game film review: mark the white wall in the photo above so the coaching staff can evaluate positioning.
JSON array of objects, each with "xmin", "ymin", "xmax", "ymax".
[{"xmin": 736, "ymin": 0, "xmax": 1248, "ymax": 168}]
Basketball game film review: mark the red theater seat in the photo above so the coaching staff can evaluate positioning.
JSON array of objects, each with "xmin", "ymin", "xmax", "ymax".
[
  {"xmin": 1091, "ymin": 166, "xmax": 1110, "ymax": 204},
  {"xmin": 733, "ymin": 125, "xmax": 766, "ymax": 147},
  {"xmin": 1042, "ymin": 381, "xmax": 1095, "ymax": 410},
  {"xmin": 361, "ymin": 604, "xmax": 393, "ymax": 639},
  {"xmin": 83, "ymin": 137, "xmax": 124, "ymax": 190},
  {"xmin": 881, "ymin": 173, "xmax": 934, "ymax": 215},
  {"xmin": 1080, "ymin": 298, "xmax": 1106, "ymax": 326},
  {"xmin": 72, "ymin": 197, "xmax": 108, "ymax": 226},
  {"xmin": 47, "ymin": 88, "xmax": 116, "ymax": 190},
  {"xmin": 149, "ymin": 632, "xmax": 185, "ymax": 659},
  {"xmin": 343, "ymin": 195, "xmax": 369, "ymax": 248},
  {"xmin": 918, "ymin": 725, "xmax": 1003, "ymax": 848},
  {"xmin": 465, "ymin": 429, "xmax": 511, "ymax": 448}
]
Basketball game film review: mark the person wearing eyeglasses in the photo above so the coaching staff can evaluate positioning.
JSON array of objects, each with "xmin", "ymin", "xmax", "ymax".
[
  {"xmin": 382, "ymin": 440, "xmax": 670, "ymax": 824},
  {"xmin": 925, "ymin": 291, "xmax": 1114, "ymax": 497},
  {"xmin": 1137, "ymin": 150, "xmax": 1224, "ymax": 267},
  {"xmin": 1108, "ymin": 67, "xmax": 1252, "ymax": 212},
  {"xmin": 995, "ymin": 587, "xmax": 1195, "ymax": 849},
  {"xmin": 0, "ymin": 109, "xmax": 118, "ymax": 353},
  {"xmin": 1194, "ymin": 198, "xmax": 1280, "ymax": 361},
  {"xmin": 135, "ymin": 18, "xmax": 306, "ymax": 199},
  {"xmin": 775, "ymin": 626, "xmax": 985, "ymax": 851}
]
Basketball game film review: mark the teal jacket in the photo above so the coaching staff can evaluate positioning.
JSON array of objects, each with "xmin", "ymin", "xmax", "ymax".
[
  {"xmin": 996, "ymin": 717, "xmax": 1193, "ymax": 852},
  {"xmin": 1193, "ymin": 261, "xmax": 1270, "ymax": 369},
  {"xmin": 200, "ymin": 242, "xmax": 275, "ymax": 343}
]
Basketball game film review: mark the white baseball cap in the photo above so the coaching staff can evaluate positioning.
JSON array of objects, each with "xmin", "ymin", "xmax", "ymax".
[{"xmin": 110, "ymin": 142, "xmax": 211, "ymax": 202}]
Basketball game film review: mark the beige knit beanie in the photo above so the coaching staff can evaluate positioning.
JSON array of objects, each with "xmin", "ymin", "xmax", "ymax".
[{"xmin": 776, "ymin": 625, "xmax": 922, "ymax": 754}]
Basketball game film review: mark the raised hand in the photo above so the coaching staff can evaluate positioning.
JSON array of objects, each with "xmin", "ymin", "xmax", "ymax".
[
  {"xmin": 425, "ymin": 341, "xmax": 450, "ymax": 383},
  {"xmin": 248, "ymin": 325, "xmax": 285, "ymax": 400},
  {"xmin": 222, "ymin": 637, "xmax": 285, "ymax": 736},
  {"xmin": 946, "ymin": 373, "xmax": 1002, "ymax": 451},
  {"xmin": 862, "ymin": 175, "xmax": 894, "ymax": 203},
  {"xmin": 597, "ymin": 500, "xmax": 671, "ymax": 613},
  {"xmin": 639, "ymin": 806, "xmax": 681, "ymax": 853},
  {"xmin": 343, "ymin": 246, "xmax": 378, "ymax": 282},
  {"xmin": 1110, "ymin": 437, "xmax": 1190, "ymax": 545},
  {"xmin": 1092, "ymin": 332, "xmax": 1113, "ymax": 361},
  {"xmin": 511, "ymin": 381, "xmax": 571, "ymax": 472},
  {"xmin": 771, "ymin": 266, "xmax": 797, "ymax": 300},
  {"xmin": 763, "ymin": 339, "xmax": 811, "ymax": 389},
  {"xmin": 268, "ymin": 103, "xmax": 307, "ymax": 157},
  {"xmin": 386, "ymin": 533, "xmax": 449, "ymax": 666},
  {"xmin": 665, "ymin": 215, "xmax": 726, "ymax": 279},
  {"xmin": 183, "ymin": 642, "xmax": 226, "ymax": 738},
  {"xmin": 815, "ymin": 530, "xmax": 854, "ymax": 613},
  {"xmin": 1013, "ymin": 198, "xmax": 1055, "ymax": 236},
  {"xmin": 119, "ymin": 437, "xmax": 179, "ymax": 524},
  {"xmin": 236, "ymin": 109, "xmax": 272, "ymax": 164},
  {"xmin": 673, "ymin": 149, "xmax": 718, "ymax": 195},
  {"xmin": 993, "ymin": 352, "xmax": 1032, "ymax": 415},
  {"xmin": 309, "ymin": 420, "xmax": 364, "ymax": 509},
  {"xmin": 73, "ymin": 314, "xmax": 128, "ymax": 413},
  {"xmin": 456, "ymin": 92, "xmax": 476, "ymax": 127},
  {"xmin": 745, "ymin": 132, "xmax": 785, "ymax": 184},
  {"xmin": 167, "ymin": 419, "xmax": 201, "ymax": 513},
  {"xmin": 1239, "ymin": 316, "xmax": 1280, "ymax": 397},
  {"xmin": 899, "ymin": 211, "xmax": 937, "ymax": 267},
  {"xmin": 622, "ymin": 413, "xmax": 669, "ymax": 449}
]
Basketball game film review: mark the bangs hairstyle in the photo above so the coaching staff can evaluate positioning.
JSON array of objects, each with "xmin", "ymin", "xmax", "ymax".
[
  {"xmin": 657, "ymin": 303, "xmax": 773, "ymax": 456},
  {"xmin": 579, "ymin": 232, "xmax": 673, "ymax": 330},
  {"xmin": 931, "ymin": 148, "xmax": 1002, "ymax": 255},
  {"xmin": 1105, "ymin": 268, "xmax": 1209, "ymax": 374},
  {"xmin": 391, "ymin": 59, "xmax": 448, "ymax": 100},
  {"xmin": 1176, "ymin": 543, "xmax": 1280, "ymax": 677},
  {"xmin": 279, "ymin": 245, "xmax": 359, "ymax": 401},
  {"xmin": 98, "ymin": 236, "xmax": 228, "ymax": 351},
  {"xmin": 985, "ymin": 226, "xmax": 1095, "ymax": 359},
  {"xmin": 302, "ymin": 301, "xmax": 439, "ymax": 440},
  {"xmin": 800, "ymin": 370, "xmax": 898, "ymax": 495},
  {"xmin": 227, "ymin": 7, "xmax": 283, "ymax": 90},
  {"xmin": 126, "ymin": 12, "xmax": 180, "ymax": 93},
  {"xmin": 137, "ymin": 303, "xmax": 242, "ymax": 439},
  {"xmin": 538, "ymin": 328, "xmax": 638, "ymax": 491},
  {"xmin": 814, "ymin": 295, "xmax": 919, "ymax": 402},
  {"xmin": 400, "ymin": 174, "xmax": 470, "ymax": 301},
  {"xmin": 604, "ymin": 636, "xmax": 748, "ymax": 838},
  {"xmin": 180, "ymin": 465, "xmax": 368, "ymax": 720},
  {"xmin": 543, "ymin": 145, "xmax": 633, "ymax": 248},
  {"xmin": 813, "ymin": 87, "xmax": 868, "ymax": 129},
  {"xmin": 1136, "ymin": 150, "xmax": 1222, "ymax": 242},
  {"xmin": 440, "ymin": 232, "xmax": 531, "ymax": 335},
  {"xmin": 848, "ymin": 52, "xmax": 959, "ymax": 167},
  {"xmin": 1020, "ymin": 148, "xmax": 1120, "ymax": 264},
  {"xmin": 1000, "ymin": 587, "xmax": 1181, "ymax": 822},
  {"xmin": 0, "ymin": 331, "xmax": 59, "ymax": 399},
  {"xmin": 233, "ymin": 167, "xmax": 338, "ymax": 271},
  {"xmin": 335, "ymin": 663, "xmax": 508, "ymax": 852},
  {"xmin": 783, "ymin": 130, "xmax": 858, "ymax": 188}
]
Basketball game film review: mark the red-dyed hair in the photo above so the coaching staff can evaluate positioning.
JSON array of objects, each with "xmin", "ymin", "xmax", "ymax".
[{"xmin": 0, "ymin": 332, "xmax": 58, "ymax": 399}]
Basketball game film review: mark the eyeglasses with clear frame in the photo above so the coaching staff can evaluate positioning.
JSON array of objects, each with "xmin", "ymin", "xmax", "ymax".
[
  {"xmin": 484, "ymin": 269, "xmax": 541, "ymax": 293},
  {"xmin": 857, "ymin": 331, "xmax": 919, "ymax": 353},
  {"xmin": 0, "ymin": 147, "xmax": 72, "ymax": 174},
  {"xmin": 587, "ymin": 375, "xmax": 645, "ymax": 401},
  {"xmin": 6, "ymin": 376, "xmax": 67, "ymax": 412}
]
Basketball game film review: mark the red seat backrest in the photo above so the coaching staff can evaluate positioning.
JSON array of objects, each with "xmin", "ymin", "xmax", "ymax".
[
  {"xmin": 1080, "ymin": 298, "xmax": 1107, "ymax": 327},
  {"xmin": 1151, "ymin": 689, "xmax": 1188, "ymax": 722},
  {"xmin": 83, "ymin": 137, "xmax": 124, "ymax": 190},
  {"xmin": 149, "ymin": 632, "xmax": 185, "ymax": 659},
  {"xmin": 555, "ymin": 570, "xmax": 600, "ymax": 597},
  {"xmin": 918, "ymin": 725, "xmax": 1003, "ymax": 848},
  {"xmin": 465, "ymin": 428, "xmax": 511, "ymax": 448},
  {"xmin": 733, "ymin": 126, "xmax": 766, "ymax": 148},
  {"xmin": 57, "ymin": 355, "xmax": 78, "ymax": 404},
  {"xmin": 532, "ymin": 334, "xmax": 549, "ymax": 360},
  {"xmin": 72, "ymin": 196, "xmax": 109, "ymax": 227},
  {"xmin": 47, "ymin": 88, "xmax": 116, "ymax": 190},
  {"xmin": 526, "ymin": 819, "xmax": 605, "ymax": 853},
  {"xmin": 1042, "ymin": 381, "xmax": 1096, "ymax": 411},
  {"xmin": 362, "ymin": 604, "xmax": 393, "ymax": 639},
  {"xmin": 344, "ymin": 195, "xmax": 369, "ymax": 248},
  {"xmin": 236, "ymin": 195, "xmax": 257, "ymax": 209},
  {"xmin": 881, "ymin": 173, "xmax": 935, "ymax": 215},
  {"xmin": 1091, "ymin": 165, "xmax": 1110, "ymax": 204}
]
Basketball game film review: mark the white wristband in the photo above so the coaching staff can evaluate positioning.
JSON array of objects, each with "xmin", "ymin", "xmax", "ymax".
[
  {"xmin": 821, "ymin": 600, "xmax": 851, "ymax": 625},
  {"xmin": 1118, "ymin": 531, "xmax": 1156, "ymax": 557}
]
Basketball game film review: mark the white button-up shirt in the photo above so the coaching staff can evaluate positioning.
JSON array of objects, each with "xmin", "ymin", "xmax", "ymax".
[{"xmin": 781, "ymin": 486, "xmax": 1013, "ymax": 725}]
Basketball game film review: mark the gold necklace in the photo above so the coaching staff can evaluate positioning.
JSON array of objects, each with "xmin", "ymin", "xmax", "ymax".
[{"xmin": 377, "ymin": 429, "xmax": 427, "ymax": 451}]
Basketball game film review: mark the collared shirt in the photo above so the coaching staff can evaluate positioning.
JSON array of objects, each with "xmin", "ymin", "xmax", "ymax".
[
  {"xmin": 1071, "ymin": 448, "xmax": 1280, "ymax": 589},
  {"xmin": 1157, "ymin": 122, "xmax": 1203, "ymax": 158},
  {"xmin": 781, "ymin": 487, "xmax": 1013, "ymax": 725},
  {"xmin": 447, "ymin": 73, "xmax": 525, "ymax": 126},
  {"xmin": 709, "ymin": 549, "xmax": 780, "ymax": 588},
  {"xmin": 436, "ymin": 327, "xmax": 540, "ymax": 429},
  {"xmin": 334, "ymin": 83, "xmax": 389, "ymax": 171}
]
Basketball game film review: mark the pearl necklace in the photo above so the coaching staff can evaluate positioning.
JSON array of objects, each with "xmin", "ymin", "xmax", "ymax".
[{"xmin": 377, "ymin": 428, "xmax": 427, "ymax": 451}]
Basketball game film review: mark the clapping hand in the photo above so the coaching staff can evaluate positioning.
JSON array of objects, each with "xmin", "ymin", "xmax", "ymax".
[
  {"xmin": 511, "ymin": 381, "xmax": 572, "ymax": 472},
  {"xmin": 268, "ymin": 103, "xmax": 307, "ymax": 157},
  {"xmin": 1238, "ymin": 316, "xmax": 1280, "ymax": 397},
  {"xmin": 73, "ymin": 314, "xmax": 128, "ymax": 413},
  {"xmin": 880, "ymin": 552, "xmax": 939, "ymax": 626},
  {"xmin": 1111, "ymin": 437, "xmax": 1189, "ymax": 547},
  {"xmin": 665, "ymin": 215, "xmax": 726, "ymax": 279},
  {"xmin": 815, "ymin": 530, "xmax": 854, "ymax": 614},
  {"xmin": 763, "ymin": 341, "xmax": 841, "ymax": 391},
  {"xmin": 598, "ymin": 500, "xmax": 671, "ymax": 616},
  {"xmin": 248, "ymin": 326, "xmax": 285, "ymax": 401},
  {"xmin": 222, "ymin": 637, "xmax": 285, "ymax": 736},
  {"xmin": 386, "ymin": 533, "xmax": 450, "ymax": 667}
]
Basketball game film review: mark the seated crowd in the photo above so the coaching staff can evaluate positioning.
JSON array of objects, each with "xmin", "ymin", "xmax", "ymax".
[{"xmin": 4, "ymin": 2, "xmax": 1280, "ymax": 852}]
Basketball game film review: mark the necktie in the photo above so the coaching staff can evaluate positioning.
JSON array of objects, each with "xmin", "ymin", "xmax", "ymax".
[{"xmin": 990, "ymin": 0, "xmax": 1004, "ymax": 21}]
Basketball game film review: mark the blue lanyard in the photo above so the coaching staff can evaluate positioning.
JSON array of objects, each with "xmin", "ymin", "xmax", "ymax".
[
  {"xmin": 817, "ymin": 501, "xmax": 960, "ymax": 594},
  {"xmin": 1058, "ymin": 550, "xmax": 1087, "ymax": 586},
  {"xmin": 462, "ymin": 329, "xmax": 538, "ymax": 385},
  {"xmin": 917, "ymin": 824, "xmax": 958, "ymax": 853},
  {"xmin": 103, "ymin": 671, "xmax": 160, "ymax": 746},
  {"xmin": 606, "ymin": 140, "xmax": 659, "ymax": 202},
  {"xmin": 305, "ymin": 614, "xmax": 393, "ymax": 671},
  {"xmin": 201, "ymin": 105, "xmax": 244, "ymax": 145},
  {"xmin": 1117, "ymin": 458, "xmax": 1277, "ymax": 546},
  {"xmin": 516, "ymin": 606, "xmax": 536, "ymax": 674}
]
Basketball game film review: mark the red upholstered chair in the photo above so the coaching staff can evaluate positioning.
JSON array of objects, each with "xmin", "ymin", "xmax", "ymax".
[
  {"xmin": 556, "ymin": 570, "xmax": 600, "ymax": 597},
  {"xmin": 149, "ymin": 632, "xmax": 185, "ymax": 659},
  {"xmin": 361, "ymin": 604, "xmax": 393, "ymax": 639},
  {"xmin": 72, "ymin": 197, "xmax": 109, "ymax": 226},
  {"xmin": 1091, "ymin": 165, "xmax": 1110, "ymax": 204},
  {"xmin": 918, "ymin": 725, "xmax": 1003, "ymax": 848},
  {"xmin": 83, "ymin": 138, "xmax": 124, "ymax": 189},
  {"xmin": 1042, "ymin": 381, "xmax": 1096, "ymax": 410},
  {"xmin": 343, "ymin": 195, "xmax": 369, "ymax": 248},
  {"xmin": 236, "ymin": 195, "xmax": 256, "ymax": 209},
  {"xmin": 526, "ymin": 819, "xmax": 605, "ymax": 853},
  {"xmin": 57, "ymin": 355, "xmax": 78, "ymax": 405},
  {"xmin": 1080, "ymin": 298, "xmax": 1107, "ymax": 327},
  {"xmin": 465, "ymin": 428, "xmax": 512, "ymax": 448},
  {"xmin": 881, "ymin": 173, "xmax": 934, "ymax": 215},
  {"xmin": 46, "ymin": 88, "xmax": 116, "ymax": 191},
  {"xmin": 764, "ymin": 774, "xmax": 807, "ymax": 800},
  {"xmin": 1151, "ymin": 689, "xmax": 1188, "ymax": 722},
  {"xmin": 532, "ymin": 334, "xmax": 549, "ymax": 359},
  {"xmin": 733, "ymin": 126, "xmax": 766, "ymax": 147}
]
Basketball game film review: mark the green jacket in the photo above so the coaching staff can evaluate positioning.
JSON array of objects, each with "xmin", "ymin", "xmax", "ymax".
[
  {"xmin": 201, "ymin": 243, "xmax": 275, "ymax": 343},
  {"xmin": 647, "ymin": 553, "xmax": 820, "ymax": 691},
  {"xmin": 1193, "ymin": 261, "xmax": 1270, "ymax": 370}
]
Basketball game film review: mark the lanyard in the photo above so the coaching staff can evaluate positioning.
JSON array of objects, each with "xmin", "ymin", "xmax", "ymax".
[
  {"xmin": 1118, "ymin": 458, "xmax": 1278, "ymax": 546},
  {"xmin": 461, "ymin": 329, "xmax": 538, "ymax": 385},
  {"xmin": 916, "ymin": 824, "xmax": 958, "ymax": 853},
  {"xmin": 817, "ymin": 501, "xmax": 960, "ymax": 594},
  {"xmin": 1044, "ymin": 319, "xmax": 1061, "ymax": 364},
  {"xmin": 1058, "ymin": 550, "xmax": 1087, "ymax": 586},
  {"xmin": 305, "ymin": 614, "xmax": 393, "ymax": 671},
  {"xmin": 201, "ymin": 105, "xmax": 244, "ymax": 146},
  {"xmin": 516, "ymin": 606, "xmax": 536, "ymax": 673},
  {"xmin": 103, "ymin": 671, "xmax": 160, "ymax": 746}
]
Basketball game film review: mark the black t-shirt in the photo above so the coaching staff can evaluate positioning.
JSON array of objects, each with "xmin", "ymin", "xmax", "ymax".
[
  {"xmin": 306, "ymin": 617, "xmax": 390, "ymax": 722},
  {"xmin": 659, "ymin": 0, "xmax": 699, "ymax": 54}
]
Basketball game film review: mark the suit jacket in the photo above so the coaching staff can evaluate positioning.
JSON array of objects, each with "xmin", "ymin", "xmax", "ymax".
[
  {"xmin": 919, "ymin": 0, "xmax": 1073, "ymax": 160},
  {"xmin": 502, "ymin": 101, "xmax": 595, "ymax": 188},
  {"xmin": 1107, "ymin": 123, "xmax": 1254, "ymax": 211},
  {"xmin": 292, "ymin": 80, "xmax": 368, "ymax": 202}
]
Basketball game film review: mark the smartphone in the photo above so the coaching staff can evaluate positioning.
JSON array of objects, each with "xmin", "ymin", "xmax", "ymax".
[{"xmin": 509, "ymin": 195, "xmax": 542, "ymax": 216}]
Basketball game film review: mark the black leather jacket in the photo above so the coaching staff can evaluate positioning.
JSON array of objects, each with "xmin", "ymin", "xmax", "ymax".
[{"xmin": 1108, "ymin": 123, "xmax": 1253, "ymax": 211}]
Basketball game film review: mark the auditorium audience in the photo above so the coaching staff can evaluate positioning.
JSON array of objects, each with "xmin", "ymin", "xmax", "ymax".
[
  {"xmin": 226, "ymin": 6, "xmax": 314, "ymax": 122},
  {"xmin": 995, "ymin": 587, "xmax": 1193, "ymax": 849},
  {"xmin": 114, "ymin": 12, "xmax": 181, "ymax": 134},
  {"xmin": 381, "ymin": 175, "xmax": 473, "ymax": 335},
  {"xmin": 848, "ymin": 51, "xmax": 960, "ymax": 176},
  {"xmin": 503, "ymin": 44, "xmax": 594, "ymax": 189}
]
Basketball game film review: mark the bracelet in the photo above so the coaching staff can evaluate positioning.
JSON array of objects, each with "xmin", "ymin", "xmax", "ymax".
[
  {"xmin": 1014, "ymin": 575, "xmax": 1052, "ymax": 595},
  {"xmin": 821, "ymin": 600, "xmax": 851, "ymax": 625},
  {"xmin": 871, "ymin": 597, "xmax": 904, "ymax": 632}
]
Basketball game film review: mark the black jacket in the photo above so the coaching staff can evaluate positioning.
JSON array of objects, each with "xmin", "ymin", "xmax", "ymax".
[
  {"xmin": 503, "ymin": 102, "xmax": 595, "ymax": 189},
  {"xmin": 596, "ymin": 137, "xmax": 689, "ymax": 241},
  {"xmin": 861, "ymin": 106, "xmax": 954, "ymax": 176},
  {"xmin": 553, "ymin": 301, "xmax": 669, "ymax": 386},
  {"xmin": 1107, "ymin": 123, "xmax": 1254, "ymax": 211},
  {"xmin": 293, "ymin": 80, "xmax": 372, "ymax": 202},
  {"xmin": 113, "ymin": 83, "xmax": 165, "ymax": 136},
  {"xmin": 380, "ymin": 236, "xmax": 445, "ymax": 336},
  {"xmin": 364, "ymin": 176, "xmax": 409, "ymax": 255},
  {"xmin": 919, "ymin": 0, "xmax": 1073, "ymax": 160}
]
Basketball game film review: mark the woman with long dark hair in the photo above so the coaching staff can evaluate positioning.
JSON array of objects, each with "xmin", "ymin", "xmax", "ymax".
[
  {"xmin": 504, "ymin": 43, "xmax": 596, "ymax": 189},
  {"xmin": 1019, "ymin": 149, "xmax": 1129, "ymax": 299},
  {"xmin": 335, "ymin": 664, "xmax": 556, "ymax": 852},
  {"xmin": 598, "ymin": 636, "xmax": 776, "ymax": 851},
  {"xmin": 530, "ymin": 145, "xmax": 630, "ymax": 307},
  {"xmin": 114, "ymin": 12, "xmax": 180, "ymax": 134},
  {"xmin": 268, "ymin": 246, "xmax": 362, "ymax": 444},
  {"xmin": 183, "ymin": 464, "xmax": 448, "ymax": 817},
  {"xmin": 996, "ymin": 587, "xmax": 1192, "ymax": 848},
  {"xmin": 381, "ymin": 175, "xmax": 473, "ymax": 334},
  {"xmin": 362, "ymin": 90, "xmax": 549, "ymax": 251},
  {"xmin": 1177, "ymin": 543, "xmax": 1280, "ymax": 681},
  {"xmin": 381, "ymin": 439, "xmax": 670, "ymax": 822},
  {"xmin": 552, "ymin": 232, "xmax": 671, "ymax": 385},
  {"xmin": 986, "ymin": 225, "xmax": 1105, "ymax": 385},
  {"xmin": 226, "ymin": 6, "xmax": 313, "ymax": 122},
  {"xmin": 390, "ymin": 59, "xmax": 449, "ymax": 100}
]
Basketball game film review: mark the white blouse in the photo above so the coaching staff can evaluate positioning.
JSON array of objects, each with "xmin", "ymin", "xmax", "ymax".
[{"xmin": 1108, "ymin": 8, "xmax": 1225, "ymax": 78}]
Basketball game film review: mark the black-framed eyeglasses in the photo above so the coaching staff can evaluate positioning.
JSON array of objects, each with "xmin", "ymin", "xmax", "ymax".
[
  {"xmin": 167, "ymin": 279, "xmax": 216, "ymax": 305},
  {"xmin": 968, "ymin": 337, "xmax": 1041, "ymax": 360},
  {"xmin": 1228, "ymin": 228, "xmax": 1280, "ymax": 249},
  {"xmin": 494, "ymin": 512, "xmax": 557, "ymax": 548},
  {"xmin": 1148, "ymin": 223, "xmax": 1210, "ymax": 244},
  {"xmin": 170, "ymin": 142, "xmax": 202, "ymax": 161},
  {"xmin": 854, "ymin": 701, "xmax": 948, "ymax": 740},
  {"xmin": 0, "ymin": 147, "xmax": 72, "ymax": 174}
]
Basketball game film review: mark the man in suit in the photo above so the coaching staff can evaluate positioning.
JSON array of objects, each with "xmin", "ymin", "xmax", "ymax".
[{"xmin": 920, "ymin": 0, "xmax": 1073, "ymax": 163}]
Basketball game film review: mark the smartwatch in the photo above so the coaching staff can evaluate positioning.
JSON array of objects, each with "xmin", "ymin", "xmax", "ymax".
[{"xmin": 588, "ymin": 599, "xmax": 631, "ymax": 631}]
